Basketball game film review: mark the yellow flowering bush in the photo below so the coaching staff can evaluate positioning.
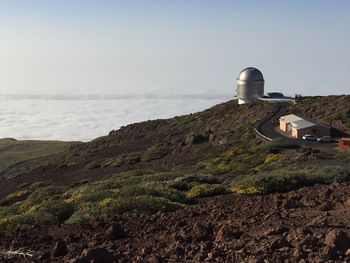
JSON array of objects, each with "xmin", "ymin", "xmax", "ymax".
[
  {"xmin": 264, "ymin": 153, "xmax": 285, "ymax": 164},
  {"xmin": 64, "ymin": 192, "xmax": 82, "ymax": 204},
  {"xmin": 231, "ymin": 186, "xmax": 265, "ymax": 195},
  {"xmin": 186, "ymin": 184, "xmax": 225, "ymax": 199},
  {"xmin": 18, "ymin": 200, "xmax": 35, "ymax": 213},
  {"xmin": 0, "ymin": 216, "xmax": 15, "ymax": 233},
  {"xmin": 6, "ymin": 189, "xmax": 29, "ymax": 199},
  {"xmin": 99, "ymin": 198, "xmax": 114, "ymax": 209}
]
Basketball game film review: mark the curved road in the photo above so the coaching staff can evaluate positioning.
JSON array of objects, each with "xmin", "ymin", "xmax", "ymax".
[{"xmin": 256, "ymin": 103, "xmax": 338, "ymax": 153}]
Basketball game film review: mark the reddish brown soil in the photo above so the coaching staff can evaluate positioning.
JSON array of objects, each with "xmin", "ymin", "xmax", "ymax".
[{"xmin": 1, "ymin": 182, "xmax": 350, "ymax": 262}]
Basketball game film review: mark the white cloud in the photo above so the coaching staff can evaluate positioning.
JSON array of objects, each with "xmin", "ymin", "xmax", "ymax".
[{"xmin": 0, "ymin": 94, "xmax": 228, "ymax": 141}]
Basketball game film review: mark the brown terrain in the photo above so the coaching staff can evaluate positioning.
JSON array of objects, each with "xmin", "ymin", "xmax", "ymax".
[
  {"xmin": 1, "ymin": 182, "xmax": 350, "ymax": 262},
  {"xmin": 0, "ymin": 96, "xmax": 350, "ymax": 262}
]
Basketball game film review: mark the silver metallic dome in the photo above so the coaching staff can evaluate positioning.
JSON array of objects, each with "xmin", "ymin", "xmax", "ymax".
[
  {"xmin": 236, "ymin": 67, "xmax": 264, "ymax": 104},
  {"xmin": 238, "ymin": 67, "xmax": 264, "ymax": 81}
]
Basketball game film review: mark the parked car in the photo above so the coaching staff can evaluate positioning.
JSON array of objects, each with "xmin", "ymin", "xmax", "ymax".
[
  {"xmin": 317, "ymin": 136, "xmax": 333, "ymax": 143},
  {"xmin": 302, "ymin": 134, "xmax": 318, "ymax": 141}
]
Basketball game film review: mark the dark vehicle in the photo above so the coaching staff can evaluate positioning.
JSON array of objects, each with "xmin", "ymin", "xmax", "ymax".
[
  {"xmin": 317, "ymin": 136, "xmax": 333, "ymax": 143},
  {"xmin": 302, "ymin": 134, "xmax": 318, "ymax": 141},
  {"xmin": 267, "ymin": 92, "xmax": 284, "ymax": 98}
]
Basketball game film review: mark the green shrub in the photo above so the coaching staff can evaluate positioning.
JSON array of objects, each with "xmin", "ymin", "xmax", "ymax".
[
  {"xmin": 168, "ymin": 180, "xmax": 191, "ymax": 191},
  {"xmin": 84, "ymin": 160, "xmax": 101, "ymax": 170},
  {"xmin": 132, "ymin": 195, "xmax": 183, "ymax": 212},
  {"xmin": 0, "ymin": 169, "xmax": 226, "ymax": 233},
  {"xmin": 103, "ymin": 156, "xmax": 124, "ymax": 167},
  {"xmin": 232, "ymin": 166, "xmax": 350, "ymax": 195},
  {"xmin": 99, "ymin": 195, "xmax": 182, "ymax": 214},
  {"xmin": 124, "ymin": 153, "xmax": 142, "ymax": 164},
  {"xmin": 333, "ymin": 111, "xmax": 343, "ymax": 121},
  {"xmin": 65, "ymin": 202, "xmax": 101, "ymax": 224},
  {"xmin": 264, "ymin": 153, "xmax": 286, "ymax": 164},
  {"xmin": 186, "ymin": 184, "xmax": 226, "ymax": 199},
  {"xmin": 0, "ymin": 189, "xmax": 30, "ymax": 206},
  {"xmin": 116, "ymin": 184, "xmax": 188, "ymax": 203},
  {"xmin": 141, "ymin": 171, "xmax": 183, "ymax": 182},
  {"xmin": 27, "ymin": 186, "xmax": 65, "ymax": 204},
  {"xmin": 102, "ymin": 153, "xmax": 142, "ymax": 167},
  {"xmin": 142, "ymin": 144, "xmax": 169, "ymax": 161},
  {"xmin": 256, "ymin": 141, "xmax": 299, "ymax": 154},
  {"xmin": 38, "ymin": 200, "xmax": 74, "ymax": 222},
  {"xmin": 29, "ymin": 181, "xmax": 45, "ymax": 191}
]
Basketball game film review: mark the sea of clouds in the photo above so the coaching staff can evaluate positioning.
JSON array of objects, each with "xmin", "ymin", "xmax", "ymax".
[{"xmin": 0, "ymin": 94, "xmax": 229, "ymax": 142}]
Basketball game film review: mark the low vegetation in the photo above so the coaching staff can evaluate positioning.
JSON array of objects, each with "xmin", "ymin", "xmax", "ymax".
[
  {"xmin": 232, "ymin": 166, "xmax": 350, "ymax": 195},
  {"xmin": 0, "ymin": 170, "xmax": 228, "ymax": 234},
  {"xmin": 1, "ymin": 137, "xmax": 349, "ymax": 235},
  {"xmin": 142, "ymin": 144, "xmax": 169, "ymax": 162},
  {"xmin": 83, "ymin": 144, "xmax": 169, "ymax": 170},
  {"xmin": 2, "ymin": 97, "xmax": 350, "ymax": 236},
  {"xmin": 186, "ymin": 184, "xmax": 226, "ymax": 199},
  {"xmin": 0, "ymin": 138, "xmax": 76, "ymax": 177}
]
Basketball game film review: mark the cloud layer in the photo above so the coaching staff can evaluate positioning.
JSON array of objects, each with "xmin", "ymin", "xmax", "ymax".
[{"xmin": 0, "ymin": 94, "xmax": 228, "ymax": 141}]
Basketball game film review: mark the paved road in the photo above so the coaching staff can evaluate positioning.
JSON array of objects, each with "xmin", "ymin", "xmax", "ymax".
[{"xmin": 256, "ymin": 103, "xmax": 338, "ymax": 153}]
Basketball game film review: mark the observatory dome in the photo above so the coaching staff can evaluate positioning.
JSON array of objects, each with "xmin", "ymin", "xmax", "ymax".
[
  {"xmin": 236, "ymin": 67, "xmax": 264, "ymax": 104},
  {"xmin": 238, "ymin": 67, "xmax": 264, "ymax": 81}
]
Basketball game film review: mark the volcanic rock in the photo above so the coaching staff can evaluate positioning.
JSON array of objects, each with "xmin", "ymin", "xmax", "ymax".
[
  {"xmin": 215, "ymin": 224, "xmax": 243, "ymax": 242},
  {"xmin": 192, "ymin": 222, "xmax": 213, "ymax": 242},
  {"xmin": 75, "ymin": 248, "xmax": 115, "ymax": 263},
  {"xmin": 148, "ymin": 255, "xmax": 165, "ymax": 263},
  {"xmin": 324, "ymin": 229, "xmax": 350, "ymax": 256},
  {"xmin": 282, "ymin": 197, "xmax": 301, "ymax": 209},
  {"xmin": 319, "ymin": 201, "xmax": 334, "ymax": 211},
  {"xmin": 105, "ymin": 222, "xmax": 126, "ymax": 240},
  {"xmin": 344, "ymin": 198, "xmax": 350, "ymax": 206},
  {"xmin": 51, "ymin": 240, "xmax": 68, "ymax": 258},
  {"xmin": 269, "ymin": 236, "xmax": 291, "ymax": 251},
  {"xmin": 264, "ymin": 226, "xmax": 289, "ymax": 236}
]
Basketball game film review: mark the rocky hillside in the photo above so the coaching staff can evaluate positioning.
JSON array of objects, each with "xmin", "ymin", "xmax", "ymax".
[
  {"xmin": 0, "ymin": 100, "xmax": 273, "ymax": 198},
  {"xmin": 1, "ymin": 96, "xmax": 350, "ymax": 262},
  {"xmin": 1, "ymin": 181, "xmax": 350, "ymax": 262}
]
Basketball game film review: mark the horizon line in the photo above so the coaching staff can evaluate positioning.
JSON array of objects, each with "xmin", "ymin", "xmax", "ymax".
[{"xmin": 0, "ymin": 93, "xmax": 233, "ymax": 101}]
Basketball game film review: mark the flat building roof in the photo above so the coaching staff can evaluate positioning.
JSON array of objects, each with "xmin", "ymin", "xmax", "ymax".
[
  {"xmin": 280, "ymin": 114, "xmax": 303, "ymax": 123},
  {"xmin": 291, "ymin": 119, "xmax": 317, "ymax": 130}
]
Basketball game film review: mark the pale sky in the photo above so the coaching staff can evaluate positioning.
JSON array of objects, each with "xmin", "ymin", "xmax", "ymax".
[{"xmin": 0, "ymin": 0, "xmax": 349, "ymax": 97}]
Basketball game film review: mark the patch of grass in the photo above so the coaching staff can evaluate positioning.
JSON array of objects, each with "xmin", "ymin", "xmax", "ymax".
[{"xmin": 0, "ymin": 138, "xmax": 76, "ymax": 175}]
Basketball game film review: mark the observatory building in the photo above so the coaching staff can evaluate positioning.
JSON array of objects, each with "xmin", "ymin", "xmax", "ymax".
[{"xmin": 236, "ymin": 67, "xmax": 264, "ymax": 104}]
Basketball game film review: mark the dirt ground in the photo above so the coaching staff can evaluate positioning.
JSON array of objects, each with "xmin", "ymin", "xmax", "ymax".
[{"xmin": 1, "ymin": 182, "xmax": 350, "ymax": 263}]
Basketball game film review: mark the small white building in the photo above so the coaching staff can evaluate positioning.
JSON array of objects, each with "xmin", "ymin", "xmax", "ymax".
[{"xmin": 279, "ymin": 114, "xmax": 330, "ymax": 138}]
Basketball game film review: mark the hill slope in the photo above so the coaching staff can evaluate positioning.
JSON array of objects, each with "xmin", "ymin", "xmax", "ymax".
[
  {"xmin": 0, "ymin": 138, "xmax": 77, "ymax": 178},
  {"xmin": 1, "ymin": 96, "xmax": 350, "ymax": 262}
]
